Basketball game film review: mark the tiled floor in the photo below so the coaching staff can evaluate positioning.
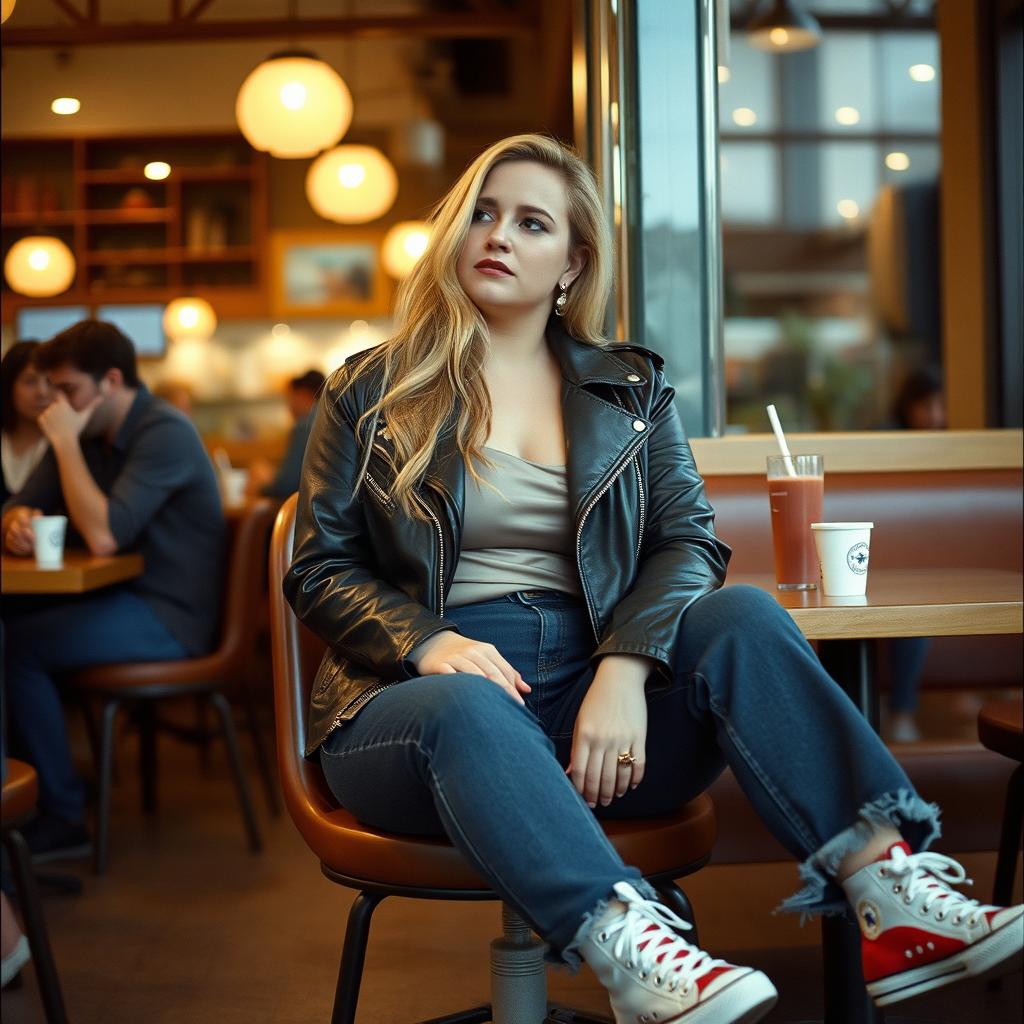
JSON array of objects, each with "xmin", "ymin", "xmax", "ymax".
[{"xmin": 2, "ymin": 690, "xmax": 1020, "ymax": 1023}]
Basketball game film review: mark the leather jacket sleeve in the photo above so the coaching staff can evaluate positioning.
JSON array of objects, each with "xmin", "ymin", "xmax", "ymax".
[
  {"xmin": 591, "ymin": 369, "xmax": 731, "ymax": 688},
  {"xmin": 282, "ymin": 368, "xmax": 456, "ymax": 679}
]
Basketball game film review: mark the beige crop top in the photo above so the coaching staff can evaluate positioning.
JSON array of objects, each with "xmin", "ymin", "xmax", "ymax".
[{"xmin": 446, "ymin": 447, "xmax": 582, "ymax": 608}]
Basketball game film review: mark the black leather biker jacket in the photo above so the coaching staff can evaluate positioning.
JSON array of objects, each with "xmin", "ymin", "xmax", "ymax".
[{"xmin": 284, "ymin": 319, "xmax": 731, "ymax": 755}]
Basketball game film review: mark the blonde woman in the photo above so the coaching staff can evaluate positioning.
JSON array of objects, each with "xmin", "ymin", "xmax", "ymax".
[{"xmin": 285, "ymin": 135, "xmax": 1022, "ymax": 1022}]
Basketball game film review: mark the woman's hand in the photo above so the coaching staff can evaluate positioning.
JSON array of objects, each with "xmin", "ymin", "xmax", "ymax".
[
  {"xmin": 568, "ymin": 656, "xmax": 651, "ymax": 807},
  {"xmin": 410, "ymin": 630, "xmax": 532, "ymax": 706}
]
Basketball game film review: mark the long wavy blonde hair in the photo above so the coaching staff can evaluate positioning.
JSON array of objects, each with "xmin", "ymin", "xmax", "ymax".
[{"xmin": 348, "ymin": 133, "xmax": 614, "ymax": 519}]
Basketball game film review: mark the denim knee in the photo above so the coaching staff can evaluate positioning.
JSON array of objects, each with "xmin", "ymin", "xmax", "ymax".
[
  {"xmin": 685, "ymin": 584, "xmax": 791, "ymax": 646},
  {"xmin": 414, "ymin": 673, "xmax": 550, "ymax": 749}
]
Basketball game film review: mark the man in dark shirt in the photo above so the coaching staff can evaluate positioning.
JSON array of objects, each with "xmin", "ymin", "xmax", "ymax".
[
  {"xmin": 246, "ymin": 369, "xmax": 325, "ymax": 499},
  {"xmin": 1, "ymin": 319, "xmax": 224, "ymax": 861}
]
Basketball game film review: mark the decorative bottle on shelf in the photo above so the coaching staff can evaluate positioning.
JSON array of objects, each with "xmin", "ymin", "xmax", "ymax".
[{"xmin": 186, "ymin": 207, "xmax": 209, "ymax": 252}]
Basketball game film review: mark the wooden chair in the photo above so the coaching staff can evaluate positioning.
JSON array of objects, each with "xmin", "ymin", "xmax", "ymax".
[
  {"xmin": 978, "ymin": 699, "xmax": 1024, "ymax": 906},
  {"xmin": 268, "ymin": 493, "xmax": 718, "ymax": 1023},
  {"xmin": 2, "ymin": 759, "xmax": 69, "ymax": 1024},
  {"xmin": 69, "ymin": 499, "xmax": 278, "ymax": 874}
]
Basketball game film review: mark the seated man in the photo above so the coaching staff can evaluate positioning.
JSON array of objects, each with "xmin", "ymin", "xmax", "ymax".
[
  {"xmin": 1, "ymin": 319, "xmax": 225, "ymax": 862},
  {"xmin": 246, "ymin": 369, "xmax": 325, "ymax": 499}
]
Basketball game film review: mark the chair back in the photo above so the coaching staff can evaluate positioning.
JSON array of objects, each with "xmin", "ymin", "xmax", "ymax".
[
  {"xmin": 268, "ymin": 495, "xmax": 342, "ymax": 840},
  {"xmin": 217, "ymin": 499, "xmax": 278, "ymax": 676}
]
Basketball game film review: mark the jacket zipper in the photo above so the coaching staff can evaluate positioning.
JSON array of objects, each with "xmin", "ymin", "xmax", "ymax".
[
  {"xmin": 632, "ymin": 455, "xmax": 646, "ymax": 561},
  {"xmin": 413, "ymin": 490, "xmax": 446, "ymax": 617},
  {"xmin": 364, "ymin": 472, "xmax": 395, "ymax": 511},
  {"xmin": 331, "ymin": 681, "xmax": 391, "ymax": 730},
  {"xmin": 575, "ymin": 432, "xmax": 650, "ymax": 643}
]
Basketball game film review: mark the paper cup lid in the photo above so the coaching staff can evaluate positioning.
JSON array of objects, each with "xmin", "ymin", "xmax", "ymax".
[{"xmin": 810, "ymin": 522, "xmax": 874, "ymax": 530}]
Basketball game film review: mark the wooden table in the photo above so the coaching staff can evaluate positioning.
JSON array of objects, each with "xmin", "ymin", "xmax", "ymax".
[
  {"xmin": 728, "ymin": 568, "xmax": 1024, "ymax": 1024},
  {"xmin": 2, "ymin": 551, "xmax": 144, "ymax": 595}
]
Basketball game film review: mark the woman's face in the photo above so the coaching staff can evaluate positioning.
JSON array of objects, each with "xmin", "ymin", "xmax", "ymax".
[
  {"xmin": 12, "ymin": 363, "xmax": 53, "ymax": 425},
  {"xmin": 456, "ymin": 159, "xmax": 583, "ymax": 320}
]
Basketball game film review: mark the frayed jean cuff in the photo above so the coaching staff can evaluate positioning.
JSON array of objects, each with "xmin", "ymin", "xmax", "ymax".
[
  {"xmin": 556, "ymin": 876, "xmax": 659, "ymax": 973},
  {"xmin": 777, "ymin": 788, "xmax": 941, "ymax": 921}
]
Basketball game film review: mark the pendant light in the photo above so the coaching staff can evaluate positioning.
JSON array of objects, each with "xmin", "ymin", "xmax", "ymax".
[
  {"xmin": 306, "ymin": 144, "xmax": 398, "ymax": 224},
  {"xmin": 747, "ymin": 0, "xmax": 821, "ymax": 53},
  {"xmin": 1, "ymin": 1, "xmax": 16, "ymax": 24},
  {"xmin": 163, "ymin": 297, "xmax": 217, "ymax": 343},
  {"xmin": 4, "ymin": 236, "xmax": 76, "ymax": 297},
  {"xmin": 236, "ymin": 48, "xmax": 353, "ymax": 158},
  {"xmin": 382, "ymin": 221, "xmax": 430, "ymax": 279}
]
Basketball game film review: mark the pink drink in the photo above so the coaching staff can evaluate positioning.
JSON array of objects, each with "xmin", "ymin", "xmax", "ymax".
[{"xmin": 766, "ymin": 456, "xmax": 824, "ymax": 590}]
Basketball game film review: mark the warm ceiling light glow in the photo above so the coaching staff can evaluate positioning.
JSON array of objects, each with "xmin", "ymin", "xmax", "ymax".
[
  {"xmin": 747, "ymin": 0, "xmax": 821, "ymax": 52},
  {"xmin": 144, "ymin": 161, "xmax": 171, "ymax": 181},
  {"xmin": 835, "ymin": 106, "xmax": 861, "ymax": 125},
  {"xmin": 885, "ymin": 151, "xmax": 910, "ymax": 171},
  {"xmin": 382, "ymin": 221, "xmax": 430, "ymax": 279},
  {"xmin": 51, "ymin": 97, "xmax": 81, "ymax": 115},
  {"xmin": 717, "ymin": 65, "xmax": 731, "ymax": 84},
  {"xmin": 909, "ymin": 64, "xmax": 936, "ymax": 82},
  {"xmin": 732, "ymin": 107, "xmax": 758, "ymax": 127},
  {"xmin": 1, "ymin": 0, "xmax": 17, "ymax": 25},
  {"xmin": 306, "ymin": 145, "xmax": 398, "ymax": 224},
  {"xmin": 837, "ymin": 199, "xmax": 860, "ymax": 220},
  {"xmin": 235, "ymin": 50, "xmax": 353, "ymax": 158},
  {"xmin": 4, "ymin": 236, "xmax": 76, "ymax": 297},
  {"xmin": 163, "ymin": 297, "xmax": 217, "ymax": 342},
  {"xmin": 272, "ymin": 323, "xmax": 291, "ymax": 337}
]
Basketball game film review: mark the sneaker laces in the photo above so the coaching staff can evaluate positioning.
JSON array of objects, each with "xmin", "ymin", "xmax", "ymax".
[
  {"xmin": 883, "ymin": 847, "xmax": 989, "ymax": 926},
  {"xmin": 595, "ymin": 882, "xmax": 730, "ymax": 995}
]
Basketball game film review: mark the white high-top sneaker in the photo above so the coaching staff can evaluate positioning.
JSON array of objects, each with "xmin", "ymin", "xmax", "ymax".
[
  {"xmin": 841, "ymin": 840, "xmax": 1024, "ymax": 1007},
  {"xmin": 579, "ymin": 882, "xmax": 778, "ymax": 1024}
]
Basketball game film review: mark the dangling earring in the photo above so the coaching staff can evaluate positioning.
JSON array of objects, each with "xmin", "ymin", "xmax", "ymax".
[{"xmin": 554, "ymin": 281, "xmax": 568, "ymax": 316}]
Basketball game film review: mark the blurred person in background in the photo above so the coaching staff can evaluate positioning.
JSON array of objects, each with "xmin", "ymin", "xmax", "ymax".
[
  {"xmin": 246, "ymin": 369, "xmax": 325, "ymax": 500},
  {"xmin": 892, "ymin": 365, "xmax": 946, "ymax": 431},
  {"xmin": 1, "ymin": 320, "xmax": 225, "ymax": 863},
  {"xmin": 153, "ymin": 379, "xmax": 195, "ymax": 419},
  {"xmin": 1, "ymin": 341, "xmax": 53, "ymax": 506}
]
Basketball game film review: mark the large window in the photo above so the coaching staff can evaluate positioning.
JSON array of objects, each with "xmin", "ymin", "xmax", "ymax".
[{"xmin": 719, "ymin": 1, "xmax": 941, "ymax": 432}]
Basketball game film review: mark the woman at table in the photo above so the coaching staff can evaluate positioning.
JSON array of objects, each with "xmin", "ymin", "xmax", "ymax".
[
  {"xmin": 286, "ymin": 134, "xmax": 1023, "ymax": 1024},
  {"xmin": 1, "ymin": 341, "xmax": 52, "ymax": 506}
]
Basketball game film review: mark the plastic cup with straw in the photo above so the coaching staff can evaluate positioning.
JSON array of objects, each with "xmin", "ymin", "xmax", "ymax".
[{"xmin": 765, "ymin": 405, "xmax": 824, "ymax": 589}]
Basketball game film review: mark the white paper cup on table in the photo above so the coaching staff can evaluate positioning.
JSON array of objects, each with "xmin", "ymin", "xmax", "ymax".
[
  {"xmin": 811, "ymin": 522, "xmax": 874, "ymax": 596},
  {"xmin": 220, "ymin": 468, "xmax": 249, "ymax": 508},
  {"xmin": 31, "ymin": 515, "xmax": 68, "ymax": 570}
]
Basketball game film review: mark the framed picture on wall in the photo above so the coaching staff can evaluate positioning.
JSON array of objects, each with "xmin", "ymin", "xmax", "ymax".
[{"xmin": 270, "ymin": 229, "xmax": 391, "ymax": 318}]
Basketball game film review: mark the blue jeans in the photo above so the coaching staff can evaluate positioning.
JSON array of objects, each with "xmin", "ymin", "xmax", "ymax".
[
  {"xmin": 319, "ymin": 585, "xmax": 940, "ymax": 966},
  {"xmin": 3, "ymin": 588, "xmax": 187, "ymax": 822}
]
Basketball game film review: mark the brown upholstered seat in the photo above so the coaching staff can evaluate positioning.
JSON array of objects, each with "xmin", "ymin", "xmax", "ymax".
[
  {"xmin": 978, "ymin": 700, "xmax": 1024, "ymax": 763},
  {"xmin": 2, "ymin": 758, "xmax": 39, "ymax": 824},
  {"xmin": 68, "ymin": 499, "xmax": 278, "ymax": 873},
  {"xmin": 2, "ymin": 760, "xmax": 68, "ymax": 1023},
  {"xmin": 269, "ymin": 493, "xmax": 716, "ymax": 1023}
]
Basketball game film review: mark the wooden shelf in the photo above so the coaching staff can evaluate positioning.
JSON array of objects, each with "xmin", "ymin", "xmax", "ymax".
[
  {"xmin": 85, "ymin": 208, "xmax": 174, "ymax": 224},
  {"xmin": 81, "ymin": 166, "xmax": 253, "ymax": 185},
  {"xmin": 84, "ymin": 246, "xmax": 255, "ymax": 265},
  {"xmin": 2, "ymin": 211, "xmax": 77, "ymax": 227},
  {"xmin": 2, "ymin": 133, "xmax": 267, "ymax": 322}
]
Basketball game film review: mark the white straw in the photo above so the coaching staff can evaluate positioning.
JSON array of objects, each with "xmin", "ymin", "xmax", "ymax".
[{"xmin": 766, "ymin": 404, "xmax": 797, "ymax": 477}]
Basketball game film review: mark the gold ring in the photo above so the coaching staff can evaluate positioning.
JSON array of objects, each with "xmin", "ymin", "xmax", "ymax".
[{"xmin": 617, "ymin": 752, "xmax": 636, "ymax": 767}]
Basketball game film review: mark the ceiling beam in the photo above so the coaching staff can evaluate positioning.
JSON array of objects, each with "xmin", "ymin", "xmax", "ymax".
[{"xmin": 2, "ymin": 11, "xmax": 536, "ymax": 47}]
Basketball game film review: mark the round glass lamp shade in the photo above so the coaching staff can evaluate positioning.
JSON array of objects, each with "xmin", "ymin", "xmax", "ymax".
[
  {"xmin": 236, "ymin": 52, "xmax": 352, "ymax": 159},
  {"xmin": 163, "ymin": 297, "xmax": 217, "ymax": 342},
  {"xmin": 382, "ymin": 221, "xmax": 430, "ymax": 279},
  {"xmin": 1, "ymin": 1, "xmax": 16, "ymax": 25},
  {"xmin": 747, "ymin": 0, "xmax": 821, "ymax": 52},
  {"xmin": 4, "ymin": 236, "xmax": 76, "ymax": 297},
  {"xmin": 306, "ymin": 145, "xmax": 398, "ymax": 224}
]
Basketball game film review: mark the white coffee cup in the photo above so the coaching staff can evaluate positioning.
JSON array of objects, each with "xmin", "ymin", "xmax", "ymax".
[
  {"xmin": 31, "ymin": 514, "xmax": 68, "ymax": 570},
  {"xmin": 811, "ymin": 522, "xmax": 874, "ymax": 596},
  {"xmin": 220, "ymin": 467, "xmax": 249, "ymax": 508}
]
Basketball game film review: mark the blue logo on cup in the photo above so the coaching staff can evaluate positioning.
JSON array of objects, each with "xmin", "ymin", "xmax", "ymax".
[{"xmin": 847, "ymin": 542, "xmax": 869, "ymax": 574}]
